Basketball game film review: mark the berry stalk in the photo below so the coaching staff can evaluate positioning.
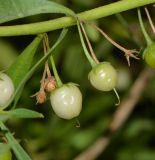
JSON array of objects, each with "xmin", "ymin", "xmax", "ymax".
[{"xmin": 137, "ymin": 8, "xmax": 153, "ymax": 46}]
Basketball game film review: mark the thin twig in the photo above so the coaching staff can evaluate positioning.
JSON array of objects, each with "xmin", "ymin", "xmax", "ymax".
[
  {"xmin": 144, "ymin": 7, "xmax": 155, "ymax": 35},
  {"xmin": 74, "ymin": 67, "xmax": 154, "ymax": 160},
  {"xmin": 89, "ymin": 23, "xmax": 139, "ymax": 66},
  {"xmin": 43, "ymin": 34, "xmax": 52, "ymax": 78}
]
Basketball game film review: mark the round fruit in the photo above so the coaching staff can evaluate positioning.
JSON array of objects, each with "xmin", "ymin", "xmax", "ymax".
[
  {"xmin": 0, "ymin": 73, "xmax": 14, "ymax": 107},
  {"xmin": 143, "ymin": 43, "xmax": 155, "ymax": 69},
  {"xmin": 50, "ymin": 83, "xmax": 82, "ymax": 120},
  {"xmin": 88, "ymin": 62, "xmax": 117, "ymax": 91}
]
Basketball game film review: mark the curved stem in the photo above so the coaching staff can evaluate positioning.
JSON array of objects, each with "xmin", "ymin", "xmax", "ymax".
[
  {"xmin": 137, "ymin": 8, "xmax": 153, "ymax": 46},
  {"xmin": 77, "ymin": 19, "xmax": 97, "ymax": 67},
  {"xmin": 79, "ymin": 21, "xmax": 99, "ymax": 64},
  {"xmin": 113, "ymin": 88, "xmax": 120, "ymax": 106},
  {"xmin": 91, "ymin": 24, "xmax": 127, "ymax": 52},
  {"xmin": 0, "ymin": 0, "xmax": 155, "ymax": 36},
  {"xmin": 50, "ymin": 56, "xmax": 63, "ymax": 87}
]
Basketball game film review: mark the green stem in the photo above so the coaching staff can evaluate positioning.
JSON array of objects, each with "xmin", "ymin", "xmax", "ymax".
[
  {"xmin": 137, "ymin": 8, "xmax": 153, "ymax": 46},
  {"xmin": 1, "ymin": 29, "xmax": 67, "ymax": 110},
  {"xmin": 50, "ymin": 56, "xmax": 63, "ymax": 87},
  {"xmin": 77, "ymin": 20, "xmax": 96, "ymax": 67},
  {"xmin": 0, "ymin": 122, "xmax": 32, "ymax": 160},
  {"xmin": 0, "ymin": 0, "xmax": 155, "ymax": 36}
]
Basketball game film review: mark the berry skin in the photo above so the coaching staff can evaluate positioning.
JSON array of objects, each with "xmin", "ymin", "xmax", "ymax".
[
  {"xmin": 143, "ymin": 43, "xmax": 155, "ymax": 69},
  {"xmin": 50, "ymin": 83, "xmax": 82, "ymax": 120},
  {"xmin": 88, "ymin": 62, "xmax": 117, "ymax": 91},
  {"xmin": 0, "ymin": 73, "xmax": 15, "ymax": 107}
]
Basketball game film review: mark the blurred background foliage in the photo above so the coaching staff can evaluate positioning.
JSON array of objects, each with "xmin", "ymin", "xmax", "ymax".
[{"xmin": 0, "ymin": 0, "xmax": 155, "ymax": 160}]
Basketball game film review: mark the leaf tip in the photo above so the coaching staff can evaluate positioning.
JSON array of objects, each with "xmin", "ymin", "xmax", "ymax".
[{"xmin": 40, "ymin": 114, "xmax": 44, "ymax": 118}]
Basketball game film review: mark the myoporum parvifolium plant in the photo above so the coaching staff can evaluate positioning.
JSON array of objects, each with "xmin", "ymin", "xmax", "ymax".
[{"xmin": 0, "ymin": 0, "xmax": 155, "ymax": 160}]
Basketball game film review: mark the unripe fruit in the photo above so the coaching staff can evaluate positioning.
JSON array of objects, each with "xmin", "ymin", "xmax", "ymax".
[
  {"xmin": 0, "ymin": 73, "xmax": 15, "ymax": 107},
  {"xmin": 143, "ymin": 43, "xmax": 155, "ymax": 69},
  {"xmin": 50, "ymin": 83, "xmax": 82, "ymax": 119},
  {"xmin": 88, "ymin": 62, "xmax": 117, "ymax": 91}
]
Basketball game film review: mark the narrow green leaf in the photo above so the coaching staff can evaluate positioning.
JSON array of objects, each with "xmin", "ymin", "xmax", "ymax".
[
  {"xmin": 6, "ymin": 108, "xmax": 44, "ymax": 119},
  {"xmin": 0, "ymin": 0, "xmax": 75, "ymax": 24},
  {"xmin": 7, "ymin": 34, "xmax": 44, "ymax": 88},
  {"xmin": 0, "ymin": 108, "xmax": 43, "ymax": 120},
  {"xmin": 6, "ymin": 34, "xmax": 43, "ymax": 109},
  {"xmin": 3, "ymin": 29, "xmax": 68, "ymax": 109},
  {"xmin": 0, "ymin": 122, "xmax": 32, "ymax": 160}
]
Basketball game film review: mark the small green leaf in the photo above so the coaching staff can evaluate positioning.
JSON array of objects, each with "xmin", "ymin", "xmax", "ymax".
[
  {"xmin": 7, "ymin": 34, "xmax": 44, "ymax": 88},
  {"xmin": 6, "ymin": 34, "xmax": 43, "ymax": 109},
  {"xmin": 0, "ymin": 122, "xmax": 32, "ymax": 160},
  {"xmin": 0, "ymin": 0, "xmax": 75, "ymax": 24},
  {"xmin": 0, "ymin": 108, "xmax": 43, "ymax": 120},
  {"xmin": 3, "ymin": 29, "xmax": 68, "ymax": 109},
  {"xmin": 7, "ymin": 108, "xmax": 44, "ymax": 119}
]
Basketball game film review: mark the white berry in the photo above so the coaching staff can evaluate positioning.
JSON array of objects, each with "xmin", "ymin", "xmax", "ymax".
[
  {"xmin": 0, "ymin": 72, "xmax": 15, "ymax": 107},
  {"xmin": 50, "ymin": 83, "xmax": 82, "ymax": 120}
]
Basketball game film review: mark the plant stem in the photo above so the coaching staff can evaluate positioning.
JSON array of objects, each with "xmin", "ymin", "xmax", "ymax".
[
  {"xmin": 79, "ymin": 21, "xmax": 99, "ymax": 64},
  {"xmin": 43, "ymin": 34, "xmax": 52, "ymax": 78},
  {"xmin": 0, "ymin": 0, "xmax": 155, "ymax": 36},
  {"xmin": 50, "ymin": 56, "xmax": 63, "ymax": 87},
  {"xmin": 92, "ymin": 24, "xmax": 127, "ymax": 52},
  {"xmin": 77, "ymin": 20, "xmax": 97, "ymax": 67},
  {"xmin": 144, "ymin": 7, "xmax": 155, "ymax": 35},
  {"xmin": 43, "ymin": 34, "xmax": 63, "ymax": 88},
  {"xmin": 137, "ymin": 8, "xmax": 153, "ymax": 46},
  {"xmin": 1, "ymin": 29, "xmax": 67, "ymax": 110},
  {"xmin": 0, "ymin": 122, "xmax": 32, "ymax": 160}
]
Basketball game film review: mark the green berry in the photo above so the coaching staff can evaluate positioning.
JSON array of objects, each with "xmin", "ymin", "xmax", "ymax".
[
  {"xmin": 143, "ymin": 43, "xmax": 155, "ymax": 69},
  {"xmin": 88, "ymin": 62, "xmax": 117, "ymax": 91},
  {"xmin": 50, "ymin": 83, "xmax": 82, "ymax": 120}
]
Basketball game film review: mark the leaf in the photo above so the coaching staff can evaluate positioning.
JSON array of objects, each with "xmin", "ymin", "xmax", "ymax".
[
  {"xmin": 3, "ymin": 29, "xmax": 68, "ymax": 109},
  {"xmin": 0, "ymin": 108, "xmax": 43, "ymax": 119},
  {"xmin": 6, "ymin": 108, "xmax": 44, "ymax": 119},
  {"xmin": 6, "ymin": 34, "xmax": 43, "ymax": 109},
  {"xmin": 0, "ymin": 0, "xmax": 74, "ymax": 24},
  {"xmin": 0, "ymin": 122, "xmax": 32, "ymax": 160},
  {"xmin": 7, "ymin": 34, "xmax": 43, "ymax": 88}
]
